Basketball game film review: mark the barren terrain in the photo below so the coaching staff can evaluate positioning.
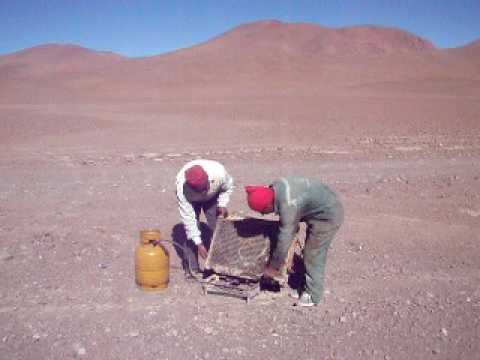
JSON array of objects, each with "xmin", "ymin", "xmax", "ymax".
[{"xmin": 1, "ymin": 21, "xmax": 479, "ymax": 360}]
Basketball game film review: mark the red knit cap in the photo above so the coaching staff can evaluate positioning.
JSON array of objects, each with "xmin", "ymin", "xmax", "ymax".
[
  {"xmin": 185, "ymin": 165, "xmax": 209, "ymax": 191},
  {"xmin": 245, "ymin": 185, "xmax": 274, "ymax": 212}
]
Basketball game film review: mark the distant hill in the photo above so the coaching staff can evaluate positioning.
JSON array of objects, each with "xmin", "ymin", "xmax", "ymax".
[
  {"xmin": 447, "ymin": 39, "xmax": 480, "ymax": 58},
  {"xmin": 0, "ymin": 44, "xmax": 125, "ymax": 77},
  {"xmin": 0, "ymin": 20, "xmax": 479, "ymax": 103},
  {"xmin": 191, "ymin": 20, "xmax": 436, "ymax": 56}
]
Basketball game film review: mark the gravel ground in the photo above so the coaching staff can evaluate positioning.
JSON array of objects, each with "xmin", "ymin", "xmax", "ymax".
[{"xmin": 1, "ymin": 120, "xmax": 479, "ymax": 359}]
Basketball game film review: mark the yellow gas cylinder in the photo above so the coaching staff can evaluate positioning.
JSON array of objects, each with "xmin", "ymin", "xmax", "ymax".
[{"xmin": 135, "ymin": 230, "xmax": 169, "ymax": 291}]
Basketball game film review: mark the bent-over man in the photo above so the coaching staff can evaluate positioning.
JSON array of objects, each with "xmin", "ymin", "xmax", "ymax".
[
  {"xmin": 245, "ymin": 177, "xmax": 343, "ymax": 306},
  {"xmin": 176, "ymin": 159, "xmax": 234, "ymax": 276}
]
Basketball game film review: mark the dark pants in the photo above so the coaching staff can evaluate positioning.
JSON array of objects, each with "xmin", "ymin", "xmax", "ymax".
[
  {"xmin": 183, "ymin": 196, "xmax": 218, "ymax": 273},
  {"xmin": 303, "ymin": 203, "xmax": 344, "ymax": 303}
]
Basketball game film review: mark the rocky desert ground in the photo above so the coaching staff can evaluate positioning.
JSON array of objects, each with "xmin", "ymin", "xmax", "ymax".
[{"xmin": 1, "ymin": 21, "xmax": 479, "ymax": 360}]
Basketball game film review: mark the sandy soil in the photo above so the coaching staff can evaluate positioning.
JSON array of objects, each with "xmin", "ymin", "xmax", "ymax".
[
  {"xmin": 1, "ymin": 21, "xmax": 480, "ymax": 360},
  {"xmin": 1, "ymin": 94, "xmax": 479, "ymax": 360}
]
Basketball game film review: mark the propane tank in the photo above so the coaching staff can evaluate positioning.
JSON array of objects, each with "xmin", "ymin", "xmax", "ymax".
[{"xmin": 135, "ymin": 229, "xmax": 169, "ymax": 291}]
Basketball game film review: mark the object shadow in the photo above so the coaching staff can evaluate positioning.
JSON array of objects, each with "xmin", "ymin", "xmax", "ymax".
[
  {"xmin": 233, "ymin": 217, "xmax": 280, "ymax": 260},
  {"xmin": 233, "ymin": 217, "xmax": 278, "ymax": 239}
]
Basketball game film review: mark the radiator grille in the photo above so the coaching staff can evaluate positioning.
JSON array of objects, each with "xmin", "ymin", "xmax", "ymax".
[{"xmin": 205, "ymin": 217, "xmax": 279, "ymax": 278}]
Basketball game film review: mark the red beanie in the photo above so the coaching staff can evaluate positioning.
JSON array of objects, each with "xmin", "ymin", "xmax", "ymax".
[
  {"xmin": 245, "ymin": 185, "xmax": 274, "ymax": 212},
  {"xmin": 185, "ymin": 165, "xmax": 209, "ymax": 191}
]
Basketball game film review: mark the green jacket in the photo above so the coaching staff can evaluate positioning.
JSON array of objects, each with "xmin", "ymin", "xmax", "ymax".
[{"xmin": 270, "ymin": 177, "xmax": 341, "ymax": 269}]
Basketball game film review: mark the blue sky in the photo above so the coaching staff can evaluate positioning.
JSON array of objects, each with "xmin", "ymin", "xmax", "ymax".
[{"xmin": 1, "ymin": 0, "xmax": 479, "ymax": 57}]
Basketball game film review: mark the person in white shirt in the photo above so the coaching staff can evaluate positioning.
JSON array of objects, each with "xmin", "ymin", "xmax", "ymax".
[{"xmin": 176, "ymin": 159, "xmax": 234, "ymax": 275}]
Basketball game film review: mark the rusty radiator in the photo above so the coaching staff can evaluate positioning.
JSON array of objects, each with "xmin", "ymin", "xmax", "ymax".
[
  {"xmin": 202, "ymin": 217, "xmax": 301, "ymax": 302},
  {"xmin": 205, "ymin": 217, "xmax": 278, "ymax": 279}
]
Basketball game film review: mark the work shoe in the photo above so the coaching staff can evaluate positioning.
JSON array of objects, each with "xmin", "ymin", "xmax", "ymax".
[
  {"xmin": 286, "ymin": 288, "xmax": 300, "ymax": 299},
  {"xmin": 184, "ymin": 270, "xmax": 202, "ymax": 282},
  {"xmin": 202, "ymin": 268, "xmax": 215, "ymax": 279},
  {"xmin": 295, "ymin": 292, "xmax": 316, "ymax": 307}
]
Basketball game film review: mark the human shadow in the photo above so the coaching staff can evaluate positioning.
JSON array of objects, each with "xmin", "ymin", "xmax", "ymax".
[
  {"xmin": 171, "ymin": 222, "xmax": 213, "ymax": 275},
  {"xmin": 287, "ymin": 253, "xmax": 306, "ymax": 291}
]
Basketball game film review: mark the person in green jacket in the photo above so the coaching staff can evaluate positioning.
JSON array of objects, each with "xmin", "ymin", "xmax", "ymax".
[{"xmin": 245, "ymin": 177, "xmax": 344, "ymax": 306}]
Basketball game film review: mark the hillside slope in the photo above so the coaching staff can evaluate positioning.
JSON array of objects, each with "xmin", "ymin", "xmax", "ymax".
[{"xmin": 0, "ymin": 21, "xmax": 479, "ymax": 103}]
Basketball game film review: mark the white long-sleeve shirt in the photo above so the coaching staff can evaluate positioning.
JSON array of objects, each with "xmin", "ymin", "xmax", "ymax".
[{"xmin": 176, "ymin": 159, "xmax": 234, "ymax": 245}]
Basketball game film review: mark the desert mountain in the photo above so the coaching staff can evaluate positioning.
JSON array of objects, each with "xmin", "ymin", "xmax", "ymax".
[
  {"xmin": 447, "ymin": 39, "xmax": 480, "ymax": 60},
  {"xmin": 187, "ymin": 20, "xmax": 436, "ymax": 56},
  {"xmin": 0, "ymin": 20, "xmax": 479, "ymax": 103},
  {"xmin": 0, "ymin": 44, "xmax": 125, "ymax": 78}
]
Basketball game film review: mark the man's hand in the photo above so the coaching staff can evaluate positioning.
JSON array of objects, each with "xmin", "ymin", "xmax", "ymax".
[
  {"xmin": 197, "ymin": 244, "xmax": 209, "ymax": 259},
  {"xmin": 263, "ymin": 264, "xmax": 280, "ymax": 279},
  {"xmin": 216, "ymin": 207, "xmax": 229, "ymax": 218}
]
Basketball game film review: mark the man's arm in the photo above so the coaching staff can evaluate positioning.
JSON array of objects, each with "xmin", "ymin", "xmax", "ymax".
[
  {"xmin": 176, "ymin": 182, "xmax": 201, "ymax": 245},
  {"xmin": 268, "ymin": 204, "xmax": 299, "ymax": 269},
  {"xmin": 217, "ymin": 171, "xmax": 234, "ymax": 208}
]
